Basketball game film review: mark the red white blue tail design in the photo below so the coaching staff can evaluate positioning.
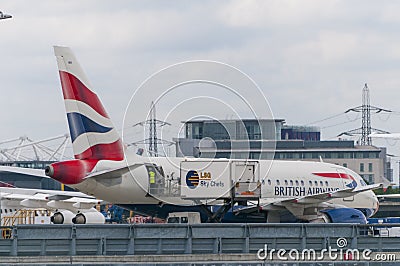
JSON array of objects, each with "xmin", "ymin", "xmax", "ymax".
[{"xmin": 54, "ymin": 46, "xmax": 124, "ymax": 161}]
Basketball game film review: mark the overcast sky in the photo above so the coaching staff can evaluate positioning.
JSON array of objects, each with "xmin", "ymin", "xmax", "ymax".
[{"xmin": 1, "ymin": 1, "xmax": 400, "ymax": 172}]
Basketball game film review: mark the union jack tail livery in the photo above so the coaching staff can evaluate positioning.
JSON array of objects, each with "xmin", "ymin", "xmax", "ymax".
[
  {"xmin": 45, "ymin": 47, "xmax": 124, "ymax": 184},
  {"xmin": 54, "ymin": 46, "xmax": 124, "ymax": 161}
]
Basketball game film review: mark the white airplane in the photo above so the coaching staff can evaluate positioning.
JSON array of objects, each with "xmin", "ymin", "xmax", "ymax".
[
  {"xmin": 370, "ymin": 132, "xmax": 400, "ymax": 140},
  {"xmin": 0, "ymin": 166, "xmax": 104, "ymax": 225},
  {"xmin": 0, "ymin": 11, "xmax": 12, "ymax": 20},
  {"xmin": 45, "ymin": 46, "xmax": 381, "ymax": 223}
]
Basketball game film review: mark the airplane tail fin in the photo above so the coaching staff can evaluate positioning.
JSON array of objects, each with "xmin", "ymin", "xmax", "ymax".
[{"xmin": 53, "ymin": 46, "xmax": 124, "ymax": 161}]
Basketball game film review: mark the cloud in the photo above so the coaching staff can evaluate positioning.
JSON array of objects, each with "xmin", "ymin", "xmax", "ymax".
[
  {"xmin": 219, "ymin": 0, "xmax": 343, "ymax": 28},
  {"xmin": 0, "ymin": 0, "xmax": 400, "ymax": 159}
]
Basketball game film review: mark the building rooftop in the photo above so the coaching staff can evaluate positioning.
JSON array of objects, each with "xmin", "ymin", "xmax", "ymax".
[{"xmin": 182, "ymin": 118, "xmax": 285, "ymax": 123}]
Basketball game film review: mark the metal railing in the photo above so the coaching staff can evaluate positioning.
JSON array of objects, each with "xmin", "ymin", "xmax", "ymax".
[{"xmin": 0, "ymin": 223, "xmax": 399, "ymax": 256}]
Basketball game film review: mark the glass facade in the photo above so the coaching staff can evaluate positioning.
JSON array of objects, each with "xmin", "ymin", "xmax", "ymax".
[
  {"xmin": 273, "ymin": 151, "xmax": 380, "ymax": 160},
  {"xmin": 184, "ymin": 119, "xmax": 282, "ymax": 141}
]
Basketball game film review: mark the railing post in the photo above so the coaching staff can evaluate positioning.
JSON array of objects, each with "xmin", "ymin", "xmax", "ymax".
[
  {"xmin": 301, "ymin": 224, "xmax": 306, "ymax": 250},
  {"xmin": 40, "ymin": 239, "xmax": 46, "ymax": 256},
  {"xmin": 213, "ymin": 237, "xmax": 220, "ymax": 254},
  {"xmin": 244, "ymin": 224, "xmax": 249, "ymax": 253},
  {"xmin": 185, "ymin": 225, "xmax": 192, "ymax": 254},
  {"xmin": 11, "ymin": 227, "xmax": 17, "ymax": 256},
  {"xmin": 99, "ymin": 238, "xmax": 106, "ymax": 255},
  {"xmin": 351, "ymin": 225, "xmax": 358, "ymax": 249},
  {"xmin": 70, "ymin": 225, "xmax": 76, "ymax": 256},
  {"xmin": 157, "ymin": 238, "xmax": 162, "ymax": 254},
  {"xmin": 127, "ymin": 225, "xmax": 135, "ymax": 255}
]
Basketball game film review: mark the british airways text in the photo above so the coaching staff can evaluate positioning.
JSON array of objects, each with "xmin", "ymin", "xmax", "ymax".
[{"xmin": 274, "ymin": 186, "xmax": 340, "ymax": 197}]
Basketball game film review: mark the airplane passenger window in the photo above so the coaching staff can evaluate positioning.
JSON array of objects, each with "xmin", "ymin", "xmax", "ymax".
[
  {"xmin": 325, "ymin": 181, "xmax": 329, "ymax": 186},
  {"xmin": 295, "ymin": 180, "xmax": 299, "ymax": 186},
  {"xmin": 276, "ymin": 180, "xmax": 280, "ymax": 185},
  {"xmin": 320, "ymin": 181, "xmax": 323, "ymax": 186},
  {"xmin": 301, "ymin": 180, "xmax": 304, "ymax": 186},
  {"xmin": 285, "ymin": 180, "xmax": 288, "ymax": 185},
  {"xmin": 268, "ymin": 179, "xmax": 271, "ymax": 185},
  {"xmin": 290, "ymin": 180, "xmax": 293, "ymax": 186},
  {"xmin": 314, "ymin": 181, "xmax": 318, "ymax": 186},
  {"xmin": 309, "ymin": 181, "xmax": 312, "ymax": 186}
]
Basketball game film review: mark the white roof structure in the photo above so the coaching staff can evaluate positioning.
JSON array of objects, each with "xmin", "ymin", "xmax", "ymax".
[{"xmin": 0, "ymin": 134, "xmax": 73, "ymax": 162}]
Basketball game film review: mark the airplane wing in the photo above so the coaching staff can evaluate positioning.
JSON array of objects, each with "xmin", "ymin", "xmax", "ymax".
[
  {"xmin": 0, "ymin": 165, "xmax": 47, "ymax": 178},
  {"xmin": 84, "ymin": 163, "xmax": 144, "ymax": 187},
  {"xmin": 0, "ymin": 187, "xmax": 101, "ymax": 211},
  {"xmin": 266, "ymin": 184, "xmax": 381, "ymax": 207},
  {"xmin": 273, "ymin": 184, "xmax": 382, "ymax": 205},
  {"xmin": 233, "ymin": 184, "xmax": 382, "ymax": 217},
  {"xmin": 377, "ymin": 194, "xmax": 400, "ymax": 199}
]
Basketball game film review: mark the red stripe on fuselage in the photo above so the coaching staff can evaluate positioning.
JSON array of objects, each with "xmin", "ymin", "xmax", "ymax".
[
  {"xmin": 312, "ymin": 172, "xmax": 354, "ymax": 180},
  {"xmin": 59, "ymin": 71, "xmax": 109, "ymax": 118},
  {"xmin": 75, "ymin": 140, "xmax": 124, "ymax": 161}
]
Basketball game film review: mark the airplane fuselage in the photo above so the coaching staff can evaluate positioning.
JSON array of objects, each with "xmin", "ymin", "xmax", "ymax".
[{"xmin": 69, "ymin": 151, "xmax": 379, "ymax": 218}]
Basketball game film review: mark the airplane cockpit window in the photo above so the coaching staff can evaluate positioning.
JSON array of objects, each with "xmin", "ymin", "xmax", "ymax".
[{"xmin": 360, "ymin": 179, "xmax": 367, "ymax": 186}]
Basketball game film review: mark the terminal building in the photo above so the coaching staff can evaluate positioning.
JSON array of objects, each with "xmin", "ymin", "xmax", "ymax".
[{"xmin": 175, "ymin": 119, "xmax": 393, "ymax": 184}]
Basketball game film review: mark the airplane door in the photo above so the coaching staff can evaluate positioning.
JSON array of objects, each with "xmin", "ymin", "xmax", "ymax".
[
  {"xmin": 235, "ymin": 163, "xmax": 256, "ymax": 182},
  {"xmin": 233, "ymin": 161, "xmax": 260, "ymax": 199},
  {"xmin": 145, "ymin": 164, "xmax": 165, "ymax": 197}
]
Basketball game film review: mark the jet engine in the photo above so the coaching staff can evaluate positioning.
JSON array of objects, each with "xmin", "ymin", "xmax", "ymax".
[
  {"xmin": 51, "ymin": 210, "xmax": 75, "ymax": 224},
  {"xmin": 321, "ymin": 208, "xmax": 367, "ymax": 224},
  {"xmin": 72, "ymin": 211, "xmax": 106, "ymax": 224}
]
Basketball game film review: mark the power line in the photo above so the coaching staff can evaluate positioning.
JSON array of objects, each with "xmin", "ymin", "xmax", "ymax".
[{"xmin": 305, "ymin": 112, "xmax": 345, "ymax": 126}]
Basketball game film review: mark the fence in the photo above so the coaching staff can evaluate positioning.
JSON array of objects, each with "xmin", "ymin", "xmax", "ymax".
[{"xmin": 0, "ymin": 223, "xmax": 399, "ymax": 256}]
